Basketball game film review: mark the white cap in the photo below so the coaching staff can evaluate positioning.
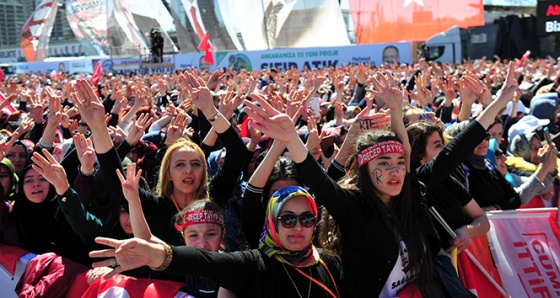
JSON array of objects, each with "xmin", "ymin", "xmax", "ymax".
[
  {"xmin": 508, "ymin": 115, "xmax": 549, "ymax": 143},
  {"xmin": 502, "ymin": 101, "xmax": 529, "ymax": 115}
]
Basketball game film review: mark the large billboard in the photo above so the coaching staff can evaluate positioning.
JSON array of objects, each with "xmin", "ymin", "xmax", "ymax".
[
  {"xmin": 537, "ymin": 0, "xmax": 560, "ymax": 35},
  {"xmin": 348, "ymin": 0, "xmax": 484, "ymax": 43}
]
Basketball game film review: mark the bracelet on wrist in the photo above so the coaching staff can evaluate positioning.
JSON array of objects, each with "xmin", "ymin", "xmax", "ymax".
[
  {"xmin": 207, "ymin": 110, "xmax": 221, "ymax": 122},
  {"xmin": 150, "ymin": 242, "xmax": 173, "ymax": 271}
]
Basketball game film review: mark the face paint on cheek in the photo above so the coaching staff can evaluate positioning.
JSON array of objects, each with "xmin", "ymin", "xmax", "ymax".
[{"xmin": 373, "ymin": 168, "xmax": 383, "ymax": 184}]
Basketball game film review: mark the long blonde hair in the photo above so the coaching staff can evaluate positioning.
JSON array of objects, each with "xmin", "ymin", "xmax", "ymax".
[{"xmin": 155, "ymin": 138, "xmax": 209, "ymax": 201}]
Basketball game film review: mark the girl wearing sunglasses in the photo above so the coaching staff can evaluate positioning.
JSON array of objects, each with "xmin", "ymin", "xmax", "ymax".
[{"xmin": 90, "ymin": 186, "xmax": 342, "ymax": 298}]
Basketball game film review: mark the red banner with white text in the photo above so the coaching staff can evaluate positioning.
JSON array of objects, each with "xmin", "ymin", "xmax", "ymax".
[{"xmin": 486, "ymin": 208, "xmax": 560, "ymax": 298}]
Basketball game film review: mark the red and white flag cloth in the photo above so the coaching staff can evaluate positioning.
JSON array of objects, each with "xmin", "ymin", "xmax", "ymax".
[
  {"xmin": 20, "ymin": 0, "xmax": 59, "ymax": 62},
  {"xmin": 82, "ymin": 274, "xmax": 191, "ymax": 298},
  {"xmin": 198, "ymin": 32, "xmax": 214, "ymax": 65},
  {"xmin": 486, "ymin": 208, "xmax": 560, "ymax": 298},
  {"xmin": 0, "ymin": 243, "xmax": 28, "ymax": 276},
  {"xmin": 518, "ymin": 50, "xmax": 531, "ymax": 68},
  {"xmin": 0, "ymin": 91, "xmax": 16, "ymax": 114},
  {"xmin": 90, "ymin": 62, "xmax": 103, "ymax": 86}
]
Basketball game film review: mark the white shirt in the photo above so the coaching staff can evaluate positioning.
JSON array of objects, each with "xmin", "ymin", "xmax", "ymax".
[{"xmin": 380, "ymin": 240, "xmax": 415, "ymax": 298}]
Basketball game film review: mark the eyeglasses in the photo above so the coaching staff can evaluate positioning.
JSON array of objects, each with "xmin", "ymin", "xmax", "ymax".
[{"xmin": 277, "ymin": 212, "xmax": 317, "ymax": 229}]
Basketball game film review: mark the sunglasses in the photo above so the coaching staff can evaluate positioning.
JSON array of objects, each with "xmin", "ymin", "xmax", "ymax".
[{"xmin": 277, "ymin": 212, "xmax": 317, "ymax": 229}]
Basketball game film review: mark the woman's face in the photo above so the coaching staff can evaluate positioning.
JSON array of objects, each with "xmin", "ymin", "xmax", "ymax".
[
  {"xmin": 7, "ymin": 144, "xmax": 26, "ymax": 174},
  {"xmin": 22, "ymin": 168, "xmax": 50, "ymax": 203},
  {"xmin": 421, "ymin": 131, "xmax": 443, "ymax": 164},
  {"xmin": 269, "ymin": 179, "xmax": 300, "ymax": 199},
  {"xmin": 473, "ymin": 137, "xmax": 490, "ymax": 157},
  {"xmin": 169, "ymin": 147, "xmax": 204, "ymax": 196},
  {"xmin": 367, "ymin": 153, "xmax": 406, "ymax": 204},
  {"xmin": 488, "ymin": 123, "xmax": 503, "ymax": 141},
  {"xmin": 277, "ymin": 196, "xmax": 315, "ymax": 252},
  {"xmin": 119, "ymin": 207, "xmax": 133, "ymax": 234},
  {"xmin": 495, "ymin": 150, "xmax": 508, "ymax": 175},
  {"xmin": 529, "ymin": 136, "xmax": 541, "ymax": 165},
  {"xmin": 182, "ymin": 222, "xmax": 223, "ymax": 252},
  {"xmin": 0, "ymin": 165, "xmax": 11, "ymax": 196}
]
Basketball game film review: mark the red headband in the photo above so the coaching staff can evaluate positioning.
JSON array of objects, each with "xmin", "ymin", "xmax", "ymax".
[
  {"xmin": 357, "ymin": 140, "xmax": 404, "ymax": 167},
  {"xmin": 175, "ymin": 210, "xmax": 225, "ymax": 231}
]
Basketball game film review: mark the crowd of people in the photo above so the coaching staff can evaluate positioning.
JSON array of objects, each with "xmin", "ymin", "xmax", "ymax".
[{"xmin": 1, "ymin": 56, "xmax": 559, "ymax": 297}]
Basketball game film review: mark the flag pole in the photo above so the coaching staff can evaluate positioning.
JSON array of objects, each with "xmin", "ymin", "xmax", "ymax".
[{"xmin": 464, "ymin": 249, "xmax": 510, "ymax": 297}]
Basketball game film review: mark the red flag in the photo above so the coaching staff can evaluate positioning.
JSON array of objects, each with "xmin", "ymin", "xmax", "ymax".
[
  {"xmin": 0, "ymin": 92, "xmax": 16, "ymax": 113},
  {"xmin": 82, "ymin": 274, "xmax": 187, "ymax": 298},
  {"xmin": 0, "ymin": 244, "xmax": 29, "ymax": 276},
  {"xmin": 198, "ymin": 32, "xmax": 214, "ymax": 65},
  {"xmin": 348, "ymin": 0, "xmax": 484, "ymax": 43},
  {"xmin": 518, "ymin": 50, "xmax": 531, "ymax": 68},
  {"xmin": 90, "ymin": 62, "xmax": 103, "ymax": 86},
  {"xmin": 458, "ymin": 249, "xmax": 507, "ymax": 298}
]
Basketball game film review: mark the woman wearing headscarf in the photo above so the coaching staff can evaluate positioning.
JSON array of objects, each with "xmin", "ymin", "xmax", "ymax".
[{"xmin": 90, "ymin": 186, "xmax": 342, "ymax": 298}]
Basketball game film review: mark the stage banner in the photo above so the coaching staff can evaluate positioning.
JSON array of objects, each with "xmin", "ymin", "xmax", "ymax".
[
  {"xmin": 202, "ymin": 43, "xmax": 413, "ymax": 72},
  {"xmin": 486, "ymin": 208, "xmax": 560, "ymax": 298}
]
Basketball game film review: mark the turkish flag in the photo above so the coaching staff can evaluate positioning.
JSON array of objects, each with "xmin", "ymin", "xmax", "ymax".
[
  {"xmin": 458, "ymin": 249, "xmax": 506, "ymax": 298},
  {"xmin": 348, "ymin": 0, "xmax": 484, "ymax": 43},
  {"xmin": 0, "ymin": 243, "xmax": 29, "ymax": 276},
  {"xmin": 90, "ymin": 62, "xmax": 103, "ymax": 86},
  {"xmin": 82, "ymin": 274, "xmax": 188, "ymax": 298},
  {"xmin": 198, "ymin": 32, "xmax": 214, "ymax": 65}
]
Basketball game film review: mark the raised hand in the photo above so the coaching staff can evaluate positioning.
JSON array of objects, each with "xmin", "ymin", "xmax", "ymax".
[
  {"xmin": 90, "ymin": 237, "xmax": 159, "ymax": 280},
  {"xmin": 184, "ymin": 72, "xmax": 214, "ymax": 115},
  {"xmin": 370, "ymin": 72, "xmax": 404, "ymax": 111},
  {"xmin": 29, "ymin": 93, "xmax": 46, "ymax": 123},
  {"xmin": 244, "ymin": 93, "xmax": 300, "ymax": 143},
  {"xmin": 45, "ymin": 86, "xmax": 63, "ymax": 127},
  {"xmin": 458, "ymin": 74, "xmax": 477, "ymax": 106},
  {"xmin": 305, "ymin": 111, "xmax": 324, "ymax": 154},
  {"xmin": 110, "ymin": 90, "xmax": 127, "ymax": 115},
  {"xmin": 207, "ymin": 70, "xmax": 225, "ymax": 91},
  {"xmin": 72, "ymin": 79, "xmax": 105, "ymax": 129},
  {"xmin": 73, "ymin": 133, "xmax": 96, "ymax": 176},
  {"xmin": 442, "ymin": 77, "xmax": 457, "ymax": 103},
  {"xmin": 116, "ymin": 163, "xmax": 142, "ymax": 203},
  {"xmin": 218, "ymin": 86, "xmax": 236, "ymax": 120},
  {"xmin": 0, "ymin": 132, "xmax": 19, "ymax": 161},
  {"xmin": 31, "ymin": 148, "xmax": 69, "ymax": 195},
  {"xmin": 347, "ymin": 107, "xmax": 390, "ymax": 138},
  {"xmin": 462, "ymin": 72, "xmax": 491, "ymax": 106},
  {"xmin": 13, "ymin": 117, "xmax": 34, "ymax": 136},
  {"xmin": 125, "ymin": 113, "xmax": 154, "ymax": 146},
  {"xmin": 165, "ymin": 112, "xmax": 190, "ymax": 146},
  {"xmin": 413, "ymin": 72, "xmax": 431, "ymax": 106},
  {"xmin": 107, "ymin": 126, "xmax": 127, "ymax": 145},
  {"xmin": 538, "ymin": 143, "xmax": 559, "ymax": 174}
]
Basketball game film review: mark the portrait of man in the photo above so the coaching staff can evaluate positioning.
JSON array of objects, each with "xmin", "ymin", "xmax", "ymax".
[{"xmin": 382, "ymin": 45, "xmax": 400, "ymax": 64}]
